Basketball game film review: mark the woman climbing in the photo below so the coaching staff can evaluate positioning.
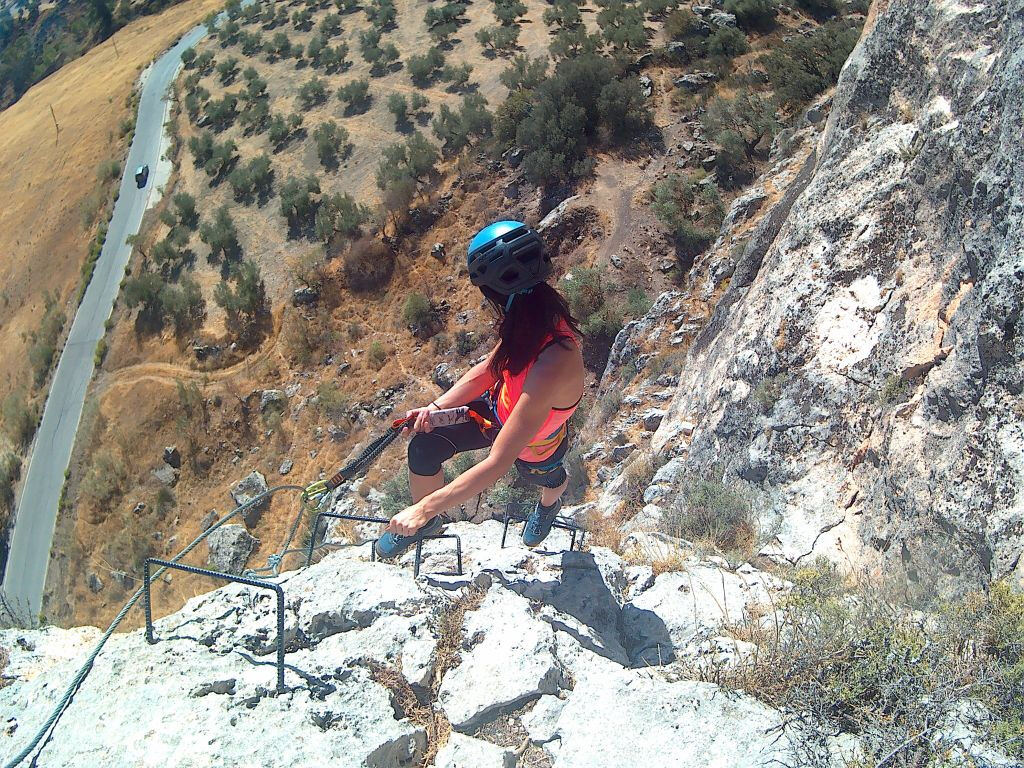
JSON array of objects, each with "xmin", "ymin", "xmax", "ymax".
[{"xmin": 376, "ymin": 221, "xmax": 586, "ymax": 557}]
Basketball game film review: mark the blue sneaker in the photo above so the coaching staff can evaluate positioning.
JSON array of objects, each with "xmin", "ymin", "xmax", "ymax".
[
  {"xmin": 375, "ymin": 515, "xmax": 444, "ymax": 559},
  {"xmin": 522, "ymin": 498, "xmax": 561, "ymax": 548}
]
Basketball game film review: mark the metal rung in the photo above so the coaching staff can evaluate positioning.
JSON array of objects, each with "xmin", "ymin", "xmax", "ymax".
[
  {"xmin": 500, "ymin": 502, "xmax": 586, "ymax": 551},
  {"xmin": 143, "ymin": 558, "xmax": 287, "ymax": 693},
  {"xmin": 306, "ymin": 511, "xmax": 390, "ymax": 567},
  {"xmin": 370, "ymin": 533, "xmax": 463, "ymax": 578}
]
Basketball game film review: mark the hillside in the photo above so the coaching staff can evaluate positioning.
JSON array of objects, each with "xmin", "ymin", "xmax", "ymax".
[
  {"xmin": 0, "ymin": 0, "xmax": 225, "ymax": 566},
  {"xmin": 48, "ymin": 0, "xmax": 869, "ymax": 628},
  {"xmin": 3, "ymin": 0, "xmax": 1024, "ymax": 765},
  {"xmin": 0, "ymin": 0, "xmax": 201, "ymax": 110}
]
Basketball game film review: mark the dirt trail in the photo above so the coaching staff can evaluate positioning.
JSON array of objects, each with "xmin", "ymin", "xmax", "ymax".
[
  {"xmin": 591, "ymin": 158, "xmax": 646, "ymax": 265},
  {"xmin": 97, "ymin": 312, "xmax": 285, "ymax": 396}
]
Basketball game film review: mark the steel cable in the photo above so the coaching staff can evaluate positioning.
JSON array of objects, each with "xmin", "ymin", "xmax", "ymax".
[
  {"xmin": 6, "ymin": 420, "xmax": 411, "ymax": 767},
  {"xmin": 4, "ymin": 484, "xmax": 304, "ymax": 768}
]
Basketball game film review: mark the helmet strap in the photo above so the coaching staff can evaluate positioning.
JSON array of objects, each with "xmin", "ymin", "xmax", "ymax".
[{"xmin": 503, "ymin": 287, "xmax": 533, "ymax": 312}]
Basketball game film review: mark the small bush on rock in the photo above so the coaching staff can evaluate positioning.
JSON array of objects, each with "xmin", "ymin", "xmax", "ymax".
[{"xmin": 763, "ymin": 18, "xmax": 862, "ymax": 109}]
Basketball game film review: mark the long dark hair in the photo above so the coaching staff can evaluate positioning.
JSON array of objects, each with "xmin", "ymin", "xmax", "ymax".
[{"xmin": 482, "ymin": 282, "xmax": 583, "ymax": 376}]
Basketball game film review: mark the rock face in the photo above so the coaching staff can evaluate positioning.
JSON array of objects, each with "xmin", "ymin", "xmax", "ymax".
[
  {"xmin": 205, "ymin": 524, "xmax": 258, "ymax": 574},
  {"xmin": 230, "ymin": 470, "xmax": 270, "ymax": 528},
  {"xmin": 2, "ymin": 521, "xmax": 804, "ymax": 767},
  {"xmin": 611, "ymin": 0, "xmax": 1024, "ymax": 595}
]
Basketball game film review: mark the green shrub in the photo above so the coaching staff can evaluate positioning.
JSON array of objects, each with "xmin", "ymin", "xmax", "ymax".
[
  {"xmin": 214, "ymin": 260, "xmax": 268, "ymax": 339},
  {"xmin": 498, "ymin": 53, "xmax": 651, "ymax": 185},
  {"xmin": 402, "ymin": 292, "xmax": 433, "ymax": 328},
  {"xmin": 2, "ymin": 392, "xmax": 36, "ymax": 449},
  {"xmin": 626, "ymin": 287, "xmax": 652, "ymax": 318},
  {"xmin": 367, "ymin": 340, "xmax": 389, "ymax": 370},
  {"xmin": 96, "ymin": 159, "xmax": 121, "ymax": 183},
  {"xmin": 701, "ymin": 89, "xmax": 779, "ymax": 185},
  {"xmin": 387, "ymin": 92, "xmax": 409, "ymax": 126},
  {"xmin": 711, "ymin": 566, "xmax": 1024, "ymax": 764},
  {"xmin": 155, "ymin": 486, "xmax": 176, "ymax": 515},
  {"xmin": 380, "ymin": 467, "xmax": 412, "ymax": 516},
  {"xmin": 665, "ymin": 476, "xmax": 755, "ymax": 555},
  {"xmin": 455, "ymin": 330, "xmax": 475, "ymax": 357},
  {"xmin": 560, "ymin": 267, "xmax": 623, "ymax": 342},
  {"xmin": 651, "ymin": 173, "xmax": 724, "ymax": 255},
  {"xmin": 0, "ymin": 452, "xmax": 22, "ymax": 512},
  {"xmin": 407, "ymin": 47, "xmax": 445, "ymax": 85},
  {"xmin": 28, "ymin": 296, "xmax": 66, "ymax": 388},
  {"xmin": 313, "ymin": 120, "xmax": 351, "ymax": 167},
  {"xmin": 763, "ymin": 19, "xmax": 862, "ymax": 109},
  {"xmin": 794, "ymin": 0, "xmax": 840, "ymax": 19},
  {"xmin": 723, "ymin": 0, "xmax": 778, "ymax": 31},
  {"xmin": 432, "ymin": 94, "xmax": 492, "ymax": 153},
  {"xmin": 337, "ymin": 78, "xmax": 371, "ymax": 113},
  {"xmin": 317, "ymin": 380, "xmax": 350, "ymax": 421},
  {"xmin": 751, "ymin": 373, "xmax": 784, "ymax": 413},
  {"xmin": 315, "ymin": 192, "xmax": 369, "ymax": 243},
  {"xmin": 878, "ymin": 374, "xmax": 907, "ymax": 405},
  {"xmin": 200, "ymin": 205, "xmax": 240, "ymax": 259},
  {"xmin": 80, "ymin": 448, "xmax": 130, "ymax": 507},
  {"xmin": 279, "ymin": 175, "xmax": 321, "ymax": 232},
  {"xmin": 499, "ymin": 55, "xmax": 547, "ymax": 91},
  {"xmin": 707, "ymin": 26, "xmax": 749, "ymax": 58},
  {"xmin": 596, "ymin": 0, "xmax": 646, "ymax": 51},
  {"xmin": 298, "ymin": 77, "xmax": 328, "ymax": 108}
]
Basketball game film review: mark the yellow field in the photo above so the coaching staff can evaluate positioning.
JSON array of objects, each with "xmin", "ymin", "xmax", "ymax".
[{"xmin": 0, "ymin": 0, "xmax": 224, "ymax": 413}]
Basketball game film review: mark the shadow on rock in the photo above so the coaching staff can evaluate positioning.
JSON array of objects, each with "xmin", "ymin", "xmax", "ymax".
[{"xmin": 501, "ymin": 550, "xmax": 675, "ymax": 668}]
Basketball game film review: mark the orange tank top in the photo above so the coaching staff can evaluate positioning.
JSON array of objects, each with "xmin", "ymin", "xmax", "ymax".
[{"xmin": 493, "ymin": 321, "xmax": 582, "ymax": 463}]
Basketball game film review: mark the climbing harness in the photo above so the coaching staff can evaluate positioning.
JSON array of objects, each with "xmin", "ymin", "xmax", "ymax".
[{"xmin": 302, "ymin": 407, "xmax": 494, "ymax": 505}]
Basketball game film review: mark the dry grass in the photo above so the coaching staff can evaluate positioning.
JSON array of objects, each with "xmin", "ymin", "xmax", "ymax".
[
  {"xmin": 0, "ymin": 0, "xmax": 224, "ymax": 407},
  {"xmin": 584, "ymin": 506, "xmax": 629, "ymax": 553},
  {"xmin": 694, "ymin": 564, "xmax": 1024, "ymax": 767},
  {"xmin": 366, "ymin": 585, "xmax": 485, "ymax": 766},
  {"xmin": 0, "ymin": 645, "xmax": 10, "ymax": 689}
]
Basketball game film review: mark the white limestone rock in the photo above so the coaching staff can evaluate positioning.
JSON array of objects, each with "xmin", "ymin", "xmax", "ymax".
[
  {"xmin": 545, "ymin": 670, "xmax": 788, "ymax": 768},
  {"xmin": 438, "ymin": 589, "xmax": 564, "ymax": 731},
  {"xmin": 433, "ymin": 733, "xmax": 516, "ymax": 768}
]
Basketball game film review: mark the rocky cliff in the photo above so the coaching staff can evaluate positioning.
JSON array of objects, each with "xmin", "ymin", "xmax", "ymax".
[
  {"xmin": 3, "ymin": 1, "xmax": 1023, "ymax": 766},
  {"xmin": 603, "ymin": 0, "xmax": 1024, "ymax": 596},
  {"xmin": 2, "ymin": 523, "xmax": 799, "ymax": 767}
]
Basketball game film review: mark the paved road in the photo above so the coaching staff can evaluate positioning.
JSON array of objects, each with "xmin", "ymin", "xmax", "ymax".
[{"xmin": 1, "ymin": 24, "xmax": 209, "ymax": 622}]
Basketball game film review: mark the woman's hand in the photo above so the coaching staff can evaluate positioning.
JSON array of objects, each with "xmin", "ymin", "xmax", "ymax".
[
  {"xmin": 402, "ymin": 403, "xmax": 440, "ymax": 435},
  {"xmin": 385, "ymin": 499, "xmax": 435, "ymax": 535}
]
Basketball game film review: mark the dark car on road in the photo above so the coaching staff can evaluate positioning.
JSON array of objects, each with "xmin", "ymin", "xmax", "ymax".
[{"xmin": 135, "ymin": 164, "xmax": 149, "ymax": 188}]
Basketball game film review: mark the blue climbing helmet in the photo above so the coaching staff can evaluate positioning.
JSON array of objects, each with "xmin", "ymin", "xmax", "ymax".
[{"xmin": 466, "ymin": 221, "xmax": 552, "ymax": 296}]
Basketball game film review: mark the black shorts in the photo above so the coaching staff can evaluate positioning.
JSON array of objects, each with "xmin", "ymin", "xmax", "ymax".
[{"xmin": 407, "ymin": 400, "xmax": 569, "ymax": 489}]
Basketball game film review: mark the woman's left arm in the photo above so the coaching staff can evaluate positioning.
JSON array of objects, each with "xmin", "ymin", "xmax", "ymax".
[{"xmin": 384, "ymin": 361, "xmax": 561, "ymax": 534}]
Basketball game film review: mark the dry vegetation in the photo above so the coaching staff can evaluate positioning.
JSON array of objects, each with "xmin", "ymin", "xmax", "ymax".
[
  {"xmin": 694, "ymin": 563, "xmax": 1024, "ymax": 766},
  {"xmin": 0, "ymin": 0, "xmax": 224, "ymax": 537},
  {"xmin": 366, "ymin": 585, "xmax": 485, "ymax": 766},
  {"xmin": 48, "ymin": 0, "xmax": 868, "ymax": 627}
]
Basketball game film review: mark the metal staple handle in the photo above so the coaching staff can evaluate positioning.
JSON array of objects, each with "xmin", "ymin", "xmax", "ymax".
[{"xmin": 143, "ymin": 558, "xmax": 287, "ymax": 694}]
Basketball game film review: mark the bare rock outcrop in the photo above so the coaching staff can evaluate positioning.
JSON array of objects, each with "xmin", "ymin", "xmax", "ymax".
[
  {"xmin": 602, "ymin": 0, "xmax": 1024, "ymax": 596},
  {"xmin": 2, "ymin": 523, "xmax": 801, "ymax": 767}
]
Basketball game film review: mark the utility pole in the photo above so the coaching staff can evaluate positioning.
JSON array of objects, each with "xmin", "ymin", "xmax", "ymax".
[{"xmin": 112, "ymin": 38, "xmax": 120, "ymax": 58}]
